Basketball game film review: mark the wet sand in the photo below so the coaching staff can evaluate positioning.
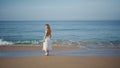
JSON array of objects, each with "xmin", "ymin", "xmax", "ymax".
[
  {"xmin": 0, "ymin": 45, "xmax": 120, "ymax": 68},
  {"xmin": 0, "ymin": 45, "xmax": 79, "ymax": 50}
]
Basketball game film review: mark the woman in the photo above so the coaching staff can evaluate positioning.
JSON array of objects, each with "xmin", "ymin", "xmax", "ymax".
[{"xmin": 43, "ymin": 24, "xmax": 52, "ymax": 56}]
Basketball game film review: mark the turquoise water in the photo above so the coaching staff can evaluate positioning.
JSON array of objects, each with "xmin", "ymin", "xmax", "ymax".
[{"xmin": 0, "ymin": 21, "xmax": 120, "ymax": 46}]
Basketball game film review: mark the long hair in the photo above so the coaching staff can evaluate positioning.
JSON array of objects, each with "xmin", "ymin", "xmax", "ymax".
[{"xmin": 45, "ymin": 24, "xmax": 51, "ymax": 35}]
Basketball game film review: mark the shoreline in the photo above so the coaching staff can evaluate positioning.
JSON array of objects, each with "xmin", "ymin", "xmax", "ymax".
[
  {"xmin": 0, "ymin": 45, "xmax": 120, "ymax": 68},
  {"xmin": 0, "ymin": 45, "xmax": 120, "ymax": 57},
  {"xmin": 0, "ymin": 44, "xmax": 79, "ymax": 50},
  {"xmin": 0, "ymin": 44, "xmax": 120, "ymax": 50}
]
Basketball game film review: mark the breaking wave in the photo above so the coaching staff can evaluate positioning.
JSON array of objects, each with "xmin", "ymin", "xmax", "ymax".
[
  {"xmin": 0, "ymin": 39, "xmax": 120, "ymax": 49},
  {"xmin": 0, "ymin": 39, "xmax": 14, "ymax": 45}
]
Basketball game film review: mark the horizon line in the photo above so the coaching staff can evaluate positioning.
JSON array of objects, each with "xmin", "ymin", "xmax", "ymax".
[{"xmin": 0, "ymin": 20, "xmax": 120, "ymax": 21}]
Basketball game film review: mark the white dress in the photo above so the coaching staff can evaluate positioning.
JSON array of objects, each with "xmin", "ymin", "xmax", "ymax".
[{"xmin": 43, "ymin": 36, "xmax": 52, "ymax": 51}]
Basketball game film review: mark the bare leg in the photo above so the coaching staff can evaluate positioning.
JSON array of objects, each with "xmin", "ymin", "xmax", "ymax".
[
  {"xmin": 46, "ymin": 50, "xmax": 49, "ymax": 56},
  {"xmin": 44, "ymin": 50, "xmax": 49, "ymax": 56}
]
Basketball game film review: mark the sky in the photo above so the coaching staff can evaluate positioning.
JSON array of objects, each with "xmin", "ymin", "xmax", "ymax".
[{"xmin": 0, "ymin": 0, "xmax": 120, "ymax": 21}]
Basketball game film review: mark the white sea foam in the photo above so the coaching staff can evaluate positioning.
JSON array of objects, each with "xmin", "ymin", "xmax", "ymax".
[{"xmin": 0, "ymin": 39, "xmax": 14, "ymax": 45}]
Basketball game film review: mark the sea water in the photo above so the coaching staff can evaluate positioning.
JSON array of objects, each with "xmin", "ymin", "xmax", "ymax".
[
  {"xmin": 0, "ymin": 21, "xmax": 120, "ymax": 57},
  {"xmin": 0, "ymin": 21, "xmax": 120, "ymax": 45}
]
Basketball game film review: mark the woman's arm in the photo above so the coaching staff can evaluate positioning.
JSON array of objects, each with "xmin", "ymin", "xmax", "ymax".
[
  {"xmin": 50, "ymin": 33, "xmax": 52, "ymax": 38},
  {"xmin": 43, "ymin": 31, "xmax": 47, "ymax": 42}
]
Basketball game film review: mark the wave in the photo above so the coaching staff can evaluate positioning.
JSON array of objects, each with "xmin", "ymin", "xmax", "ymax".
[
  {"xmin": 14, "ymin": 40, "xmax": 42, "ymax": 44},
  {"xmin": 0, "ymin": 39, "xmax": 120, "ymax": 49},
  {"xmin": 0, "ymin": 39, "xmax": 14, "ymax": 45}
]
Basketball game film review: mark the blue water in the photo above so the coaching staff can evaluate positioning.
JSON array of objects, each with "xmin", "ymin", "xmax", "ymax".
[
  {"xmin": 0, "ymin": 21, "xmax": 120, "ymax": 45},
  {"xmin": 0, "ymin": 21, "xmax": 120, "ymax": 57}
]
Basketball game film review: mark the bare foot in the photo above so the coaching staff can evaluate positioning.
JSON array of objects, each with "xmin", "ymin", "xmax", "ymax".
[{"xmin": 45, "ymin": 53, "xmax": 49, "ymax": 56}]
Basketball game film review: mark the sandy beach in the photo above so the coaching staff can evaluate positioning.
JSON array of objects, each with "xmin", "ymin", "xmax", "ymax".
[
  {"xmin": 0, "ymin": 45, "xmax": 120, "ymax": 68},
  {"xmin": 0, "ymin": 55, "xmax": 120, "ymax": 68}
]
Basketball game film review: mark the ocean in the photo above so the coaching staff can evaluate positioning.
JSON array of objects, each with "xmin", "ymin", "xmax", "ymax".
[
  {"xmin": 0, "ymin": 21, "xmax": 120, "ymax": 47},
  {"xmin": 0, "ymin": 21, "xmax": 120, "ymax": 57}
]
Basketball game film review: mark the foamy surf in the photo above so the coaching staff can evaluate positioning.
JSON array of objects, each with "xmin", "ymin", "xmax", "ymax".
[
  {"xmin": 0, "ymin": 39, "xmax": 120, "ymax": 49},
  {"xmin": 0, "ymin": 39, "xmax": 14, "ymax": 45}
]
